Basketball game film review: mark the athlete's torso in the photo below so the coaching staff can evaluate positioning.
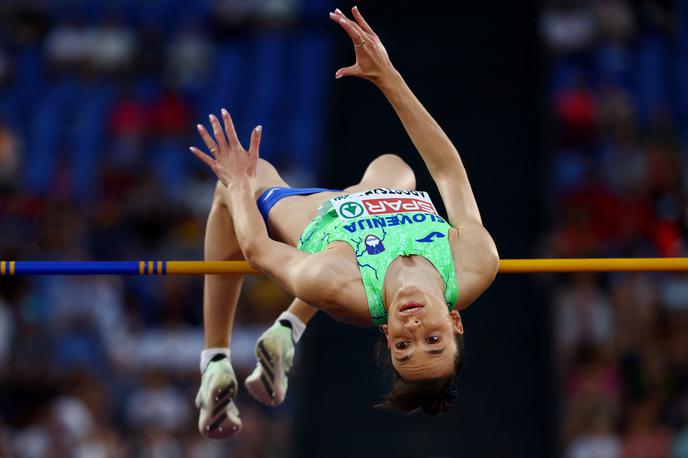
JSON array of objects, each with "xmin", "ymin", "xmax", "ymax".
[
  {"xmin": 261, "ymin": 187, "xmax": 490, "ymax": 326},
  {"xmin": 296, "ymin": 189, "xmax": 459, "ymax": 325}
]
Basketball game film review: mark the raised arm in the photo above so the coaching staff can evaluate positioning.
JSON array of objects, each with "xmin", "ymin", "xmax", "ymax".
[
  {"xmin": 330, "ymin": 7, "xmax": 481, "ymax": 226},
  {"xmin": 189, "ymin": 110, "xmax": 337, "ymax": 307}
]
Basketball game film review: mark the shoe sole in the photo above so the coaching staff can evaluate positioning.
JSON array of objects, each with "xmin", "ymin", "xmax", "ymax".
[
  {"xmin": 245, "ymin": 340, "xmax": 286, "ymax": 407},
  {"xmin": 199, "ymin": 373, "xmax": 241, "ymax": 439}
]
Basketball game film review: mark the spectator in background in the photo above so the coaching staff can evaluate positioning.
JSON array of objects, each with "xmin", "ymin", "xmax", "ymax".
[
  {"xmin": 554, "ymin": 76, "xmax": 598, "ymax": 148},
  {"xmin": 211, "ymin": 0, "xmax": 257, "ymax": 29},
  {"xmin": 8, "ymin": 2, "xmax": 50, "ymax": 48},
  {"xmin": 165, "ymin": 23, "xmax": 213, "ymax": 89},
  {"xmin": 543, "ymin": 0, "xmax": 688, "ymax": 454},
  {"xmin": 555, "ymin": 274, "xmax": 614, "ymax": 354},
  {"xmin": 0, "ymin": 296, "xmax": 14, "ymax": 370},
  {"xmin": 88, "ymin": 17, "xmax": 137, "ymax": 75},
  {"xmin": 125, "ymin": 369, "xmax": 189, "ymax": 433},
  {"xmin": 44, "ymin": 18, "xmax": 89, "ymax": 73},
  {"xmin": 0, "ymin": 46, "xmax": 11, "ymax": 87},
  {"xmin": 597, "ymin": 0, "xmax": 635, "ymax": 45},
  {"xmin": 630, "ymin": 0, "xmax": 674, "ymax": 34},
  {"xmin": 0, "ymin": 1, "xmax": 323, "ymax": 455},
  {"xmin": 108, "ymin": 87, "xmax": 148, "ymax": 140},
  {"xmin": 673, "ymin": 398, "xmax": 688, "ymax": 457},
  {"xmin": 149, "ymin": 90, "xmax": 193, "ymax": 139},
  {"xmin": 0, "ymin": 420, "xmax": 10, "ymax": 457},
  {"xmin": 609, "ymin": 273, "xmax": 659, "ymax": 352},
  {"xmin": 108, "ymin": 85, "xmax": 149, "ymax": 168},
  {"xmin": 542, "ymin": 0, "xmax": 597, "ymax": 54},
  {"xmin": 621, "ymin": 397, "xmax": 673, "ymax": 458},
  {"xmin": 598, "ymin": 86, "xmax": 646, "ymax": 196},
  {"xmin": 255, "ymin": 0, "xmax": 299, "ymax": 26},
  {"xmin": 0, "ymin": 121, "xmax": 18, "ymax": 189},
  {"xmin": 565, "ymin": 402, "xmax": 621, "ymax": 458}
]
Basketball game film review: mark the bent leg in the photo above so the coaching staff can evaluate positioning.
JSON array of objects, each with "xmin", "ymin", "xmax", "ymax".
[
  {"xmin": 198, "ymin": 172, "xmax": 292, "ymax": 439},
  {"xmin": 196, "ymin": 183, "xmax": 246, "ymax": 439},
  {"xmin": 203, "ymin": 183, "xmax": 245, "ymax": 348},
  {"xmin": 345, "ymin": 153, "xmax": 416, "ymax": 192},
  {"xmin": 204, "ymin": 158, "xmax": 290, "ymax": 348}
]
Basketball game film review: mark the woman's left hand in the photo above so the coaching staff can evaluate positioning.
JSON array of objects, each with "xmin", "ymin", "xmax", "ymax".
[
  {"xmin": 330, "ymin": 6, "xmax": 396, "ymax": 85},
  {"xmin": 190, "ymin": 108, "xmax": 261, "ymax": 186}
]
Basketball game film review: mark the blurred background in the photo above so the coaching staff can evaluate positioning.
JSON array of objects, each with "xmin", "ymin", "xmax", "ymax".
[{"xmin": 0, "ymin": 0, "xmax": 687, "ymax": 457}]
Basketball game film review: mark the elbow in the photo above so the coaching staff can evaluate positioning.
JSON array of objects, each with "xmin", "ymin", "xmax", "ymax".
[
  {"xmin": 475, "ymin": 226, "xmax": 500, "ymax": 281},
  {"xmin": 486, "ymin": 240, "xmax": 500, "ymax": 281},
  {"xmin": 242, "ymin": 242, "xmax": 266, "ymax": 271},
  {"xmin": 297, "ymin": 262, "xmax": 344, "ymax": 306}
]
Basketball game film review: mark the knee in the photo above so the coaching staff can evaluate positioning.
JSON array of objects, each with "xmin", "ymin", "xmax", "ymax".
[{"xmin": 376, "ymin": 154, "xmax": 416, "ymax": 190}]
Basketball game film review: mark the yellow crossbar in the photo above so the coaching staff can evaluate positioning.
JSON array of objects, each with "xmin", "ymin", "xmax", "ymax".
[
  {"xmin": 3, "ymin": 259, "xmax": 688, "ymax": 276},
  {"xmin": 167, "ymin": 258, "xmax": 688, "ymax": 275}
]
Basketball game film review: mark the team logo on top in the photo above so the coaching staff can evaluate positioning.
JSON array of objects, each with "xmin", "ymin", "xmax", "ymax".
[
  {"xmin": 364, "ymin": 235, "xmax": 385, "ymax": 255},
  {"xmin": 332, "ymin": 189, "xmax": 438, "ymax": 220}
]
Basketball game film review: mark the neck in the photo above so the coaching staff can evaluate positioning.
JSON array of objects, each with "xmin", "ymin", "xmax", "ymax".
[{"xmin": 382, "ymin": 256, "xmax": 445, "ymax": 311}]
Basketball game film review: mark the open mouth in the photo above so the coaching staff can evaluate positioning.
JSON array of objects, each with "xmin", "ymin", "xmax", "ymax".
[{"xmin": 399, "ymin": 302, "xmax": 425, "ymax": 315}]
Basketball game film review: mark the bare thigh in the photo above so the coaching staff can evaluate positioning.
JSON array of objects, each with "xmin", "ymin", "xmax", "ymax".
[{"xmin": 266, "ymin": 154, "xmax": 416, "ymax": 245}]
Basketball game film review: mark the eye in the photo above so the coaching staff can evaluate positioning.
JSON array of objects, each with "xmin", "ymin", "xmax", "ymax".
[
  {"xmin": 395, "ymin": 341, "xmax": 409, "ymax": 350},
  {"xmin": 426, "ymin": 336, "xmax": 440, "ymax": 344}
]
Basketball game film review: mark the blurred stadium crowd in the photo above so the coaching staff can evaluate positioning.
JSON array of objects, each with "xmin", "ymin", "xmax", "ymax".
[
  {"xmin": 0, "ymin": 0, "xmax": 331, "ymax": 456},
  {"xmin": 542, "ymin": 0, "xmax": 688, "ymax": 457}
]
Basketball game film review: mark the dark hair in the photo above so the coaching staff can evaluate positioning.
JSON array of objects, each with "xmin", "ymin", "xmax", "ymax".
[{"xmin": 374, "ymin": 332, "xmax": 464, "ymax": 415}]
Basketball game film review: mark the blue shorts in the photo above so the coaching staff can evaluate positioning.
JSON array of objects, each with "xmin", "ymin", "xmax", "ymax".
[{"xmin": 256, "ymin": 187, "xmax": 341, "ymax": 228}]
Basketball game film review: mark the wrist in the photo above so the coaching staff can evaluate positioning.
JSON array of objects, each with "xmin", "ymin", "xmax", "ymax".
[
  {"xmin": 226, "ymin": 176, "xmax": 252, "ymax": 193},
  {"xmin": 376, "ymin": 68, "xmax": 403, "ymax": 92}
]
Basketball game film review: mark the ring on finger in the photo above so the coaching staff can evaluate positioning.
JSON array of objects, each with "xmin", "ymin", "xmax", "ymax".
[
  {"xmin": 355, "ymin": 40, "xmax": 366, "ymax": 47},
  {"xmin": 210, "ymin": 147, "xmax": 218, "ymax": 154}
]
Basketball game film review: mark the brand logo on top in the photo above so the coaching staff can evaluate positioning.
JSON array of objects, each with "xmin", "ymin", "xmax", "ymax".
[
  {"xmin": 363, "ymin": 198, "xmax": 437, "ymax": 215},
  {"xmin": 339, "ymin": 202, "xmax": 365, "ymax": 219}
]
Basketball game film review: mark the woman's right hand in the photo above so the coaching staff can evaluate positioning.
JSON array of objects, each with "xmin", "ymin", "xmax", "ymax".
[
  {"xmin": 190, "ymin": 108, "xmax": 261, "ymax": 187},
  {"xmin": 329, "ymin": 6, "xmax": 397, "ymax": 86}
]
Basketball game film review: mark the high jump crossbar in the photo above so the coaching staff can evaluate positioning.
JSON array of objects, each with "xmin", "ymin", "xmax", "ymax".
[{"xmin": 2, "ymin": 258, "xmax": 688, "ymax": 276}]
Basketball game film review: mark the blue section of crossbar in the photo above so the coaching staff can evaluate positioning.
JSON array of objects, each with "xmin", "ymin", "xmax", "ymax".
[{"xmin": 12, "ymin": 261, "xmax": 141, "ymax": 275}]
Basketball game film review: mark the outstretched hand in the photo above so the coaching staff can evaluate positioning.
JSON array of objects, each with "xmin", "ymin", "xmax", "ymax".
[
  {"xmin": 190, "ymin": 108, "xmax": 261, "ymax": 186},
  {"xmin": 330, "ymin": 6, "xmax": 395, "ymax": 84}
]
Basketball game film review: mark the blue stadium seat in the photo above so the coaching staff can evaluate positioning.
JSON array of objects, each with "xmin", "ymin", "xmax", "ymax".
[
  {"xmin": 286, "ymin": 32, "xmax": 329, "ymax": 172},
  {"xmin": 634, "ymin": 34, "xmax": 669, "ymax": 126},
  {"xmin": 72, "ymin": 83, "xmax": 115, "ymax": 199}
]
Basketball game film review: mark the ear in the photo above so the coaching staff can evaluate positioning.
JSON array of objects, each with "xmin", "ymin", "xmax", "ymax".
[
  {"xmin": 380, "ymin": 324, "xmax": 390, "ymax": 348},
  {"xmin": 449, "ymin": 310, "xmax": 464, "ymax": 336}
]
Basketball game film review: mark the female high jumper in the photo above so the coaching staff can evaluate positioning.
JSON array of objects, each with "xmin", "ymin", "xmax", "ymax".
[{"xmin": 190, "ymin": 6, "xmax": 499, "ymax": 439}]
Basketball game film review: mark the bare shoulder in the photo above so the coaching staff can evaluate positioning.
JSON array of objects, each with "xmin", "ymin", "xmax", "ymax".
[
  {"xmin": 449, "ymin": 221, "xmax": 499, "ymax": 310},
  {"xmin": 299, "ymin": 245, "xmax": 372, "ymax": 326}
]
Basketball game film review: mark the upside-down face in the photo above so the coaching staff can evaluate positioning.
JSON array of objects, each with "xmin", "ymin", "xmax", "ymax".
[{"xmin": 381, "ymin": 285, "xmax": 464, "ymax": 381}]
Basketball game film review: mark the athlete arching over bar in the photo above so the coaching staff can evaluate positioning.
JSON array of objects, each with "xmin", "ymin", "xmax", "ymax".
[{"xmin": 190, "ymin": 7, "xmax": 499, "ymax": 439}]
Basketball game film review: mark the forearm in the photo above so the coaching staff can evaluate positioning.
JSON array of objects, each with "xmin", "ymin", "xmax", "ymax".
[
  {"xmin": 222, "ymin": 178, "xmax": 328, "ymax": 305},
  {"xmin": 224, "ymin": 178, "xmax": 271, "ymax": 268},
  {"xmin": 378, "ymin": 71, "xmax": 467, "ymax": 181},
  {"xmin": 328, "ymin": 7, "xmax": 482, "ymax": 224}
]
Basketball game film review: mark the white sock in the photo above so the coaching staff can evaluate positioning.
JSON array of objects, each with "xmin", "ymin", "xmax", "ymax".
[
  {"xmin": 277, "ymin": 311, "xmax": 306, "ymax": 343},
  {"xmin": 200, "ymin": 348, "xmax": 231, "ymax": 373}
]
